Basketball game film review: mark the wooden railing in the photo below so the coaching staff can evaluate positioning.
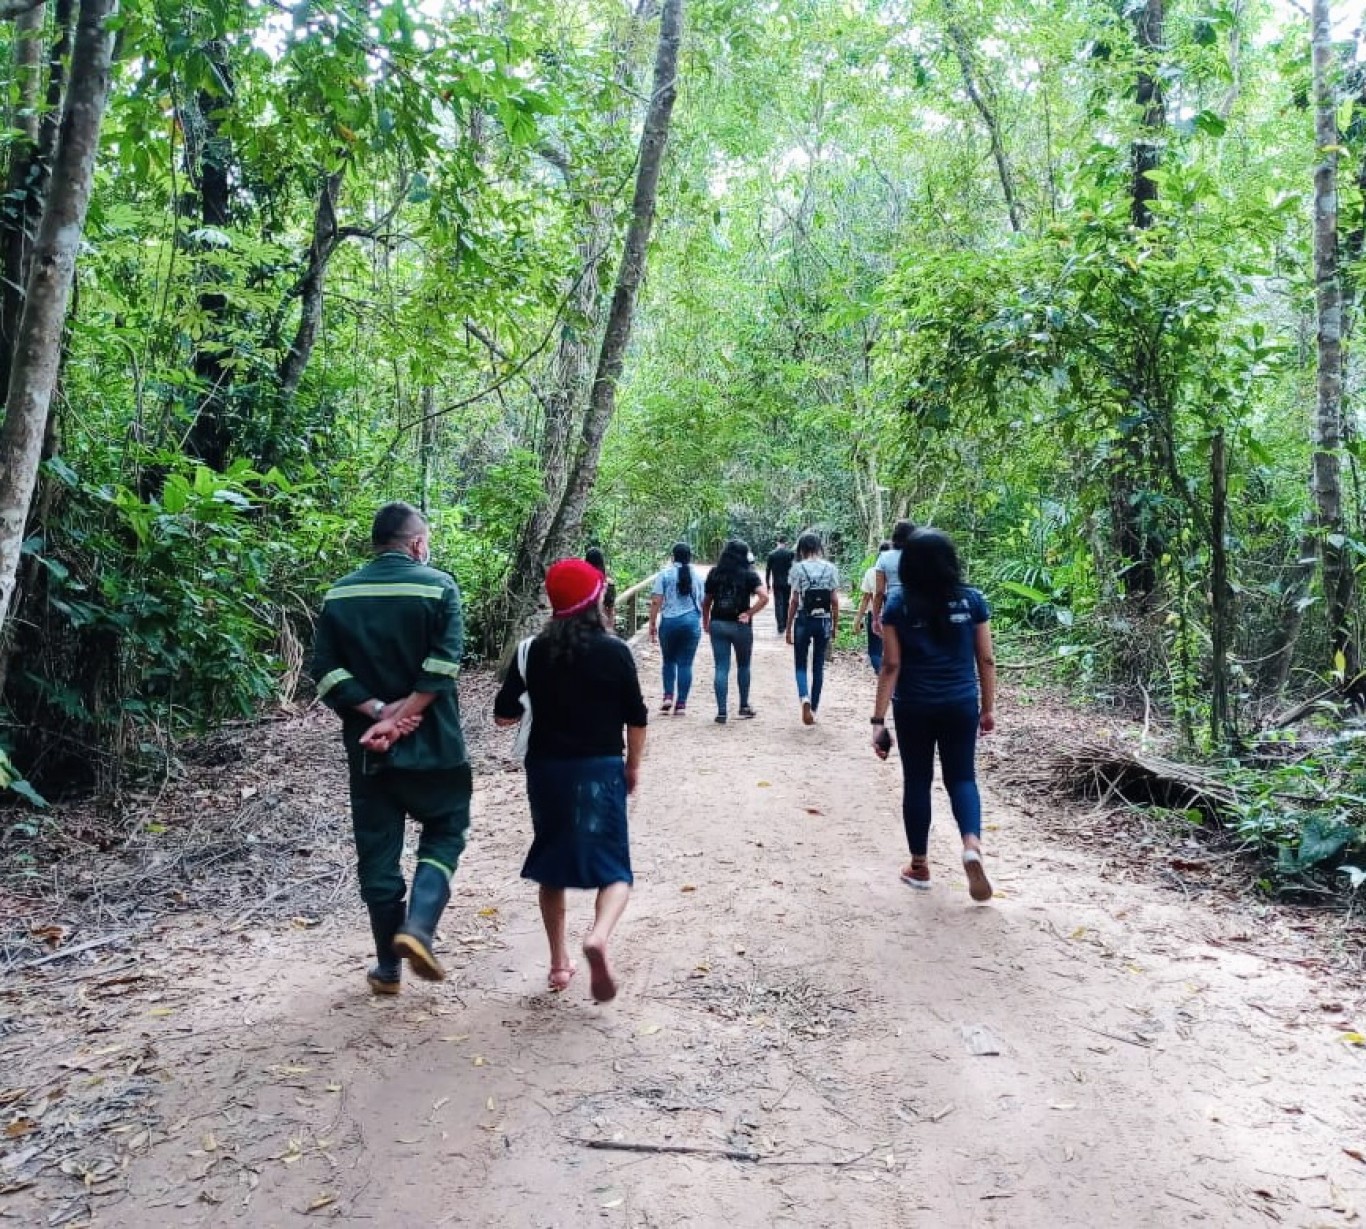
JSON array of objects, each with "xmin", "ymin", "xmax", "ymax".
[{"xmin": 615, "ymin": 575, "xmax": 657, "ymax": 641}]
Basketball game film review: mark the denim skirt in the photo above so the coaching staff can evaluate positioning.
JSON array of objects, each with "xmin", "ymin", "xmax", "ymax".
[{"xmin": 522, "ymin": 756, "xmax": 633, "ymax": 889}]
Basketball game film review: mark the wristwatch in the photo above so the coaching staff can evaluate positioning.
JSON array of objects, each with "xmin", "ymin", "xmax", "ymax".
[
  {"xmin": 870, "ymin": 717, "xmax": 885, "ymax": 725},
  {"xmin": 369, "ymin": 699, "xmax": 384, "ymax": 720}
]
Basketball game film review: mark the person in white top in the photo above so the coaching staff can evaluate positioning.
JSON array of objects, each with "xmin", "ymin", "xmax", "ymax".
[
  {"xmin": 854, "ymin": 540, "xmax": 891, "ymax": 672},
  {"xmin": 871, "ymin": 519, "xmax": 917, "ymax": 635},
  {"xmin": 785, "ymin": 531, "xmax": 840, "ymax": 725}
]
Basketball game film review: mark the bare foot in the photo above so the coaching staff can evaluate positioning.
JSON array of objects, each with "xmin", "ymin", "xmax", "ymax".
[
  {"xmin": 582, "ymin": 939, "xmax": 617, "ymax": 1003},
  {"xmin": 547, "ymin": 963, "xmax": 576, "ymax": 992}
]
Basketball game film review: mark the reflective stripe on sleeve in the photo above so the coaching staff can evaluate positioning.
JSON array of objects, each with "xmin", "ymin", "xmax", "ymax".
[
  {"xmin": 324, "ymin": 582, "xmax": 446, "ymax": 602},
  {"xmin": 421, "ymin": 656, "xmax": 461, "ymax": 679},
  {"xmin": 317, "ymin": 667, "xmax": 354, "ymax": 697}
]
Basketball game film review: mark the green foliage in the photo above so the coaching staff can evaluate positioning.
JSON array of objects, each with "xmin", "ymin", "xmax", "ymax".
[
  {"xmin": 1222, "ymin": 736, "xmax": 1366, "ymax": 896},
  {"xmin": 12, "ymin": 455, "xmax": 354, "ymax": 787}
]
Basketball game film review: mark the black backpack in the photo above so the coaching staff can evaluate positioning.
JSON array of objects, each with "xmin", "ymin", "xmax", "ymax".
[
  {"xmin": 711, "ymin": 571, "xmax": 749, "ymax": 620},
  {"xmin": 798, "ymin": 562, "xmax": 834, "ymax": 617}
]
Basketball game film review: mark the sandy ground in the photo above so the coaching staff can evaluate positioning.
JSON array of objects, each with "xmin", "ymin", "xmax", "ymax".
[{"xmin": 4, "ymin": 625, "xmax": 1366, "ymax": 1227}]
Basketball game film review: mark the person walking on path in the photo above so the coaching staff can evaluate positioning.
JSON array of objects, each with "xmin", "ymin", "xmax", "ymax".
[
  {"xmin": 585, "ymin": 547, "xmax": 617, "ymax": 633},
  {"xmin": 311, "ymin": 501, "xmax": 472, "ymax": 994},
  {"xmin": 785, "ymin": 531, "xmax": 840, "ymax": 725},
  {"xmin": 870, "ymin": 527, "xmax": 996, "ymax": 901},
  {"xmin": 648, "ymin": 542, "xmax": 706, "ymax": 715},
  {"xmin": 871, "ymin": 519, "xmax": 917, "ymax": 636},
  {"xmin": 765, "ymin": 537, "xmax": 795, "ymax": 634},
  {"xmin": 854, "ymin": 541, "xmax": 891, "ymax": 673},
  {"xmin": 493, "ymin": 559, "xmax": 648, "ymax": 1002},
  {"xmin": 703, "ymin": 539, "xmax": 768, "ymax": 724}
]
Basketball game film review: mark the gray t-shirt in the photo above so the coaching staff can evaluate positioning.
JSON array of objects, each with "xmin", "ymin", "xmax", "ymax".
[
  {"xmin": 790, "ymin": 558, "xmax": 839, "ymax": 616},
  {"xmin": 875, "ymin": 549, "xmax": 901, "ymax": 599}
]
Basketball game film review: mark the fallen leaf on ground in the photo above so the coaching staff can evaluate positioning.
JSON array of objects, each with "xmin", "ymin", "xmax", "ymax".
[
  {"xmin": 1339, "ymin": 1032, "xmax": 1365, "ymax": 1047},
  {"xmin": 306, "ymin": 1193, "xmax": 336, "ymax": 1212},
  {"xmin": 680, "ymin": 884, "xmax": 696, "ymax": 892},
  {"xmin": 638, "ymin": 1023, "xmax": 662, "ymax": 1036}
]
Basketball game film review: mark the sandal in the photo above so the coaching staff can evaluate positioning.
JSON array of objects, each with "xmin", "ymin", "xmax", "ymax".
[
  {"xmin": 962, "ymin": 849, "xmax": 993, "ymax": 902},
  {"xmin": 660, "ymin": 696, "xmax": 673, "ymax": 713},
  {"xmin": 548, "ymin": 963, "xmax": 577, "ymax": 992}
]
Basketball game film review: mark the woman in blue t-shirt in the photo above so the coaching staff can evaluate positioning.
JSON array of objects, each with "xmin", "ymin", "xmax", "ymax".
[
  {"xmin": 870, "ymin": 528, "xmax": 997, "ymax": 901},
  {"xmin": 648, "ymin": 543, "xmax": 707, "ymax": 715}
]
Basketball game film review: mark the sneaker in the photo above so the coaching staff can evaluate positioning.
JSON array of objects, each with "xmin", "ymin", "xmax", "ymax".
[
  {"xmin": 801, "ymin": 699, "xmax": 814, "ymax": 726},
  {"xmin": 674, "ymin": 702, "xmax": 687, "ymax": 716},
  {"xmin": 660, "ymin": 695, "xmax": 673, "ymax": 713},
  {"xmin": 714, "ymin": 713, "xmax": 727, "ymax": 724},
  {"xmin": 963, "ymin": 849, "xmax": 993, "ymax": 902},
  {"xmin": 738, "ymin": 706, "xmax": 757, "ymax": 719},
  {"xmin": 899, "ymin": 860, "xmax": 931, "ymax": 890}
]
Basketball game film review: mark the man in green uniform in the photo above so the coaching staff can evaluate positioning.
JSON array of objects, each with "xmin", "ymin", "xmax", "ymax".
[{"xmin": 311, "ymin": 501, "xmax": 471, "ymax": 994}]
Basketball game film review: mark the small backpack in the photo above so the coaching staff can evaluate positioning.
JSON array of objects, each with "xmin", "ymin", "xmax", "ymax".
[
  {"xmin": 798, "ymin": 562, "xmax": 834, "ymax": 617},
  {"xmin": 711, "ymin": 571, "xmax": 749, "ymax": 620}
]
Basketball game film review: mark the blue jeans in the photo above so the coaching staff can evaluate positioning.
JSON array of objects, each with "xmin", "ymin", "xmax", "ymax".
[
  {"xmin": 892, "ymin": 701, "xmax": 981, "ymax": 856},
  {"xmin": 865, "ymin": 612, "xmax": 883, "ymax": 673},
  {"xmin": 792, "ymin": 613, "xmax": 832, "ymax": 710},
  {"xmin": 709, "ymin": 620, "xmax": 753, "ymax": 714},
  {"xmin": 659, "ymin": 611, "xmax": 701, "ymax": 704}
]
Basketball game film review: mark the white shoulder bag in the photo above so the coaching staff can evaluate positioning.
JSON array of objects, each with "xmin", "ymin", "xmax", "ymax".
[{"xmin": 511, "ymin": 636, "xmax": 534, "ymax": 762}]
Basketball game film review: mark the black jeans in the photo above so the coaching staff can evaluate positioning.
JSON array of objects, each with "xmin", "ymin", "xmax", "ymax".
[{"xmin": 772, "ymin": 583, "xmax": 792, "ymax": 632}]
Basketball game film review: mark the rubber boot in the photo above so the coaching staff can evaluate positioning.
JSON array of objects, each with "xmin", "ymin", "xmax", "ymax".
[
  {"xmin": 394, "ymin": 863, "xmax": 451, "ymax": 982},
  {"xmin": 365, "ymin": 900, "xmax": 405, "ymax": 995}
]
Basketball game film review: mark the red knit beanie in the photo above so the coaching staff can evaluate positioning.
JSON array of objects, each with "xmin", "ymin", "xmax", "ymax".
[{"xmin": 545, "ymin": 558, "xmax": 605, "ymax": 619}]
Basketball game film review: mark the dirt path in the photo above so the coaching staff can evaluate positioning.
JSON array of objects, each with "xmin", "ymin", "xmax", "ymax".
[{"xmin": 6, "ymin": 626, "xmax": 1366, "ymax": 1226}]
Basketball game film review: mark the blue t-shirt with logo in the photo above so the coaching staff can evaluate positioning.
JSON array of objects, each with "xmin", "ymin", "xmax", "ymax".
[{"xmin": 883, "ymin": 586, "xmax": 990, "ymax": 707}]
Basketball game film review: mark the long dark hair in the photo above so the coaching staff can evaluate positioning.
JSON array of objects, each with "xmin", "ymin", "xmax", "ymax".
[
  {"xmin": 672, "ymin": 542, "xmax": 694, "ymax": 596},
  {"xmin": 536, "ymin": 606, "xmax": 606, "ymax": 666},
  {"xmin": 714, "ymin": 538, "xmax": 752, "ymax": 582},
  {"xmin": 898, "ymin": 528, "xmax": 965, "ymax": 641},
  {"xmin": 890, "ymin": 518, "xmax": 916, "ymax": 549}
]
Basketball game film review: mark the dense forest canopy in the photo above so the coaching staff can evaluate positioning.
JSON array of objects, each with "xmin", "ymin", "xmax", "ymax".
[{"xmin": 0, "ymin": 0, "xmax": 1364, "ymax": 892}]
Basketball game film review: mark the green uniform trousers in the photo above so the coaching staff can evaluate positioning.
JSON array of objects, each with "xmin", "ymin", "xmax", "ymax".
[{"xmin": 347, "ymin": 760, "xmax": 472, "ymax": 905}]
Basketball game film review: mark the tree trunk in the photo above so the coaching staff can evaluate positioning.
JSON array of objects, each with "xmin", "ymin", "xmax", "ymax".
[
  {"xmin": 0, "ymin": 0, "xmax": 118, "ymax": 645},
  {"xmin": 181, "ymin": 38, "xmax": 235, "ymax": 470},
  {"xmin": 1209, "ymin": 428, "xmax": 1231, "ymax": 745},
  {"xmin": 1310, "ymin": 0, "xmax": 1357, "ymax": 688},
  {"xmin": 1110, "ymin": 0, "xmax": 1165, "ymax": 607},
  {"xmin": 1130, "ymin": 0, "xmax": 1164, "ymax": 231},
  {"xmin": 942, "ymin": 1, "xmax": 1023, "ymax": 234},
  {"xmin": 1, "ymin": 0, "xmax": 74, "ymax": 400},
  {"xmin": 496, "ymin": 0, "xmax": 659, "ymax": 649},
  {"xmin": 0, "ymin": 2, "xmax": 47, "ymax": 396},
  {"xmin": 540, "ymin": 0, "xmax": 684, "ymax": 565}
]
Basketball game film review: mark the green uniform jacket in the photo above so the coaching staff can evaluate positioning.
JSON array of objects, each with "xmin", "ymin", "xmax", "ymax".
[{"xmin": 311, "ymin": 551, "xmax": 468, "ymax": 770}]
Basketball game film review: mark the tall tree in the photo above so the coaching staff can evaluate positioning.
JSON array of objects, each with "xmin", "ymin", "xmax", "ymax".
[
  {"xmin": 1309, "ymin": 0, "xmax": 1356, "ymax": 688},
  {"xmin": 0, "ymin": 0, "xmax": 118, "ymax": 644},
  {"xmin": 540, "ymin": 0, "xmax": 684, "ymax": 567}
]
